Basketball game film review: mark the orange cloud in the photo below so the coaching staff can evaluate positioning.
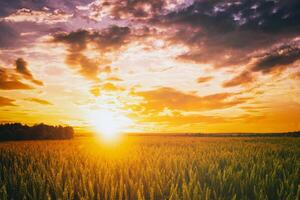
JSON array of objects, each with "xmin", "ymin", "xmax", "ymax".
[
  {"xmin": 0, "ymin": 58, "xmax": 43, "ymax": 90},
  {"xmin": 0, "ymin": 68, "xmax": 33, "ymax": 90},
  {"xmin": 223, "ymin": 71, "xmax": 255, "ymax": 88},
  {"xmin": 290, "ymin": 71, "xmax": 300, "ymax": 80},
  {"xmin": 0, "ymin": 96, "xmax": 15, "ymax": 106},
  {"xmin": 197, "ymin": 76, "xmax": 213, "ymax": 84}
]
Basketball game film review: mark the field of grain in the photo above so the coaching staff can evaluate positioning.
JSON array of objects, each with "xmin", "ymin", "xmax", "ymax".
[{"xmin": 0, "ymin": 136, "xmax": 299, "ymax": 200}]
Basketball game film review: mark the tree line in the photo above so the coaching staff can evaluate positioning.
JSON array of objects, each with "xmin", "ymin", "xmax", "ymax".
[{"xmin": 0, "ymin": 123, "xmax": 74, "ymax": 140}]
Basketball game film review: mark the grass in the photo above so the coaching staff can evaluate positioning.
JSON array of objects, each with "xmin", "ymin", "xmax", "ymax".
[{"xmin": 0, "ymin": 136, "xmax": 299, "ymax": 200}]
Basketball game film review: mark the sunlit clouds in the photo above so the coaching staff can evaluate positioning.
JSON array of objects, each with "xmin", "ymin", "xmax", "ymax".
[
  {"xmin": 0, "ymin": 0, "xmax": 299, "ymax": 133},
  {"xmin": 1, "ymin": 8, "xmax": 72, "ymax": 24}
]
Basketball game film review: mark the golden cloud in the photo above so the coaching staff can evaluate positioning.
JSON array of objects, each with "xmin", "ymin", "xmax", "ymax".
[
  {"xmin": 24, "ymin": 98, "xmax": 53, "ymax": 105},
  {"xmin": 135, "ymin": 87, "xmax": 248, "ymax": 112}
]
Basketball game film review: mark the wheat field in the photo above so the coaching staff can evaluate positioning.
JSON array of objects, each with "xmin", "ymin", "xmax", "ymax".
[{"xmin": 0, "ymin": 136, "xmax": 299, "ymax": 200}]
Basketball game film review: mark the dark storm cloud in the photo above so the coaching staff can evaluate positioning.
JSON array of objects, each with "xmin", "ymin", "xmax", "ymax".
[{"xmin": 52, "ymin": 26, "xmax": 131, "ymax": 81}]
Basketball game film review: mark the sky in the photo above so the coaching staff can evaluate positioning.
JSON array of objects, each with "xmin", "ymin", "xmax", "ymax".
[{"xmin": 0, "ymin": 0, "xmax": 299, "ymax": 133}]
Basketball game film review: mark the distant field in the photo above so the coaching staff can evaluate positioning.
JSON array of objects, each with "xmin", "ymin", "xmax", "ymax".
[{"xmin": 0, "ymin": 136, "xmax": 299, "ymax": 200}]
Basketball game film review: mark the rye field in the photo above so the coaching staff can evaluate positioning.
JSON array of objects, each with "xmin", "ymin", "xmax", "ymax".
[{"xmin": 0, "ymin": 136, "xmax": 299, "ymax": 200}]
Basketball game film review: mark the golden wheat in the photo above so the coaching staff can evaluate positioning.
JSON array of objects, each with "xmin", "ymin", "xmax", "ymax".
[{"xmin": 0, "ymin": 137, "xmax": 299, "ymax": 200}]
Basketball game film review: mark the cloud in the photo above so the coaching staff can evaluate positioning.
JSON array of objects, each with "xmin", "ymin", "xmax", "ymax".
[
  {"xmin": 106, "ymin": 76, "xmax": 123, "ymax": 81},
  {"xmin": 158, "ymin": 0, "xmax": 300, "ymax": 69},
  {"xmin": 0, "ymin": 68, "xmax": 33, "ymax": 90},
  {"xmin": 52, "ymin": 26, "xmax": 130, "ymax": 52},
  {"xmin": 90, "ymin": 82, "xmax": 124, "ymax": 96},
  {"xmin": 197, "ymin": 76, "xmax": 213, "ymax": 84},
  {"xmin": 68, "ymin": 54, "xmax": 103, "ymax": 81},
  {"xmin": 0, "ymin": 0, "xmax": 93, "ymax": 17},
  {"xmin": 15, "ymin": 58, "xmax": 31, "ymax": 76},
  {"xmin": 252, "ymin": 44, "xmax": 300, "ymax": 73},
  {"xmin": 0, "ymin": 0, "xmax": 93, "ymax": 50},
  {"xmin": 290, "ymin": 71, "xmax": 300, "ymax": 80},
  {"xmin": 52, "ymin": 26, "xmax": 131, "ymax": 82},
  {"xmin": 1, "ymin": 8, "xmax": 72, "ymax": 24},
  {"xmin": 135, "ymin": 87, "xmax": 248, "ymax": 112},
  {"xmin": 15, "ymin": 58, "xmax": 43, "ymax": 86},
  {"xmin": 0, "ymin": 21, "xmax": 19, "ymax": 48},
  {"xmin": 0, "ymin": 96, "xmax": 15, "ymax": 106},
  {"xmin": 24, "ymin": 98, "xmax": 53, "ymax": 105},
  {"xmin": 90, "ymin": 86, "xmax": 100, "ymax": 97},
  {"xmin": 0, "ymin": 58, "xmax": 43, "ymax": 90},
  {"xmin": 140, "ymin": 112, "xmax": 226, "ymax": 125},
  {"xmin": 164, "ymin": 0, "xmax": 300, "ymax": 34},
  {"xmin": 102, "ymin": 66, "xmax": 112, "ymax": 73},
  {"xmin": 223, "ymin": 71, "xmax": 255, "ymax": 88},
  {"xmin": 77, "ymin": 0, "xmax": 168, "ymax": 22},
  {"xmin": 0, "ymin": 20, "xmax": 63, "ymax": 50},
  {"xmin": 101, "ymin": 82, "xmax": 124, "ymax": 91},
  {"xmin": 0, "ymin": 80, "xmax": 33, "ymax": 90},
  {"xmin": 223, "ymin": 42, "xmax": 300, "ymax": 87}
]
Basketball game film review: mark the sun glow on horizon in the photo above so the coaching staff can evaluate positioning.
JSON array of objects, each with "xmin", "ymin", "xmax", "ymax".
[{"xmin": 88, "ymin": 108, "xmax": 132, "ymax": 142}]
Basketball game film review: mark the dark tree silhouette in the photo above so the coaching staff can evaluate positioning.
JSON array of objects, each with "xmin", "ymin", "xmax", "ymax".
[{"xmin": 0, "ymin": 123, "xmax": 74, "ymax": 140}]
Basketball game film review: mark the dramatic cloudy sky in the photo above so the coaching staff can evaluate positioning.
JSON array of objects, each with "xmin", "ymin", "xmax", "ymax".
[{"xmin": 0, "ymin": 0, "xmax": 299, "ymax": 133}]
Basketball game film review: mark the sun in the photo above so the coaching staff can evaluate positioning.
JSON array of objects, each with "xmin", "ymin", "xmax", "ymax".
[{"xmin": 88, "ymin": 109, "xmax": 132, "ymax": 141}]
